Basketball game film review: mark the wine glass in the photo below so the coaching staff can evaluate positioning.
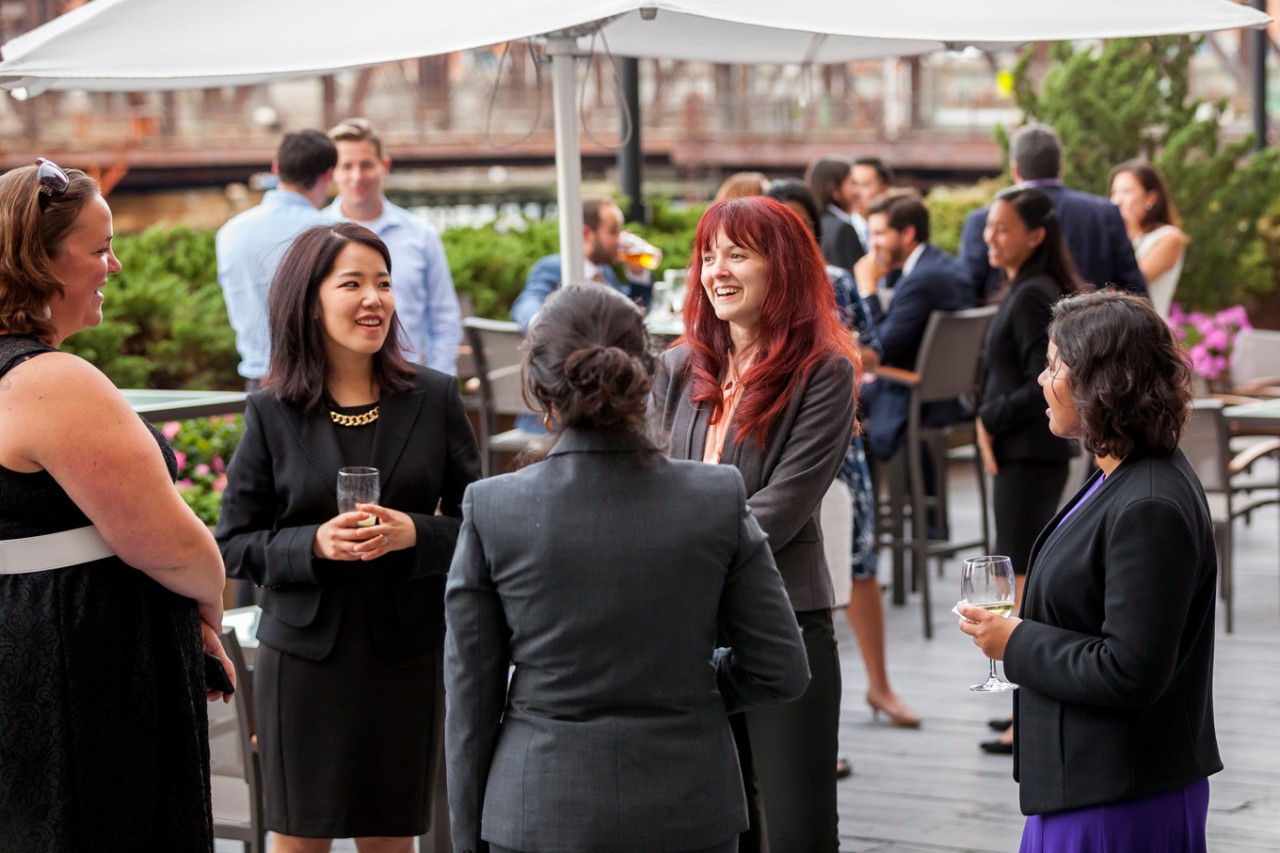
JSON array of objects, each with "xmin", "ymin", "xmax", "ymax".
[
  {"xmin": 960, "ymin": 555, "xmax": 1016, "ymax": 693},
  {"xmin": 337, "ymin": 467, "xmax": 380, "ymax": 527}
]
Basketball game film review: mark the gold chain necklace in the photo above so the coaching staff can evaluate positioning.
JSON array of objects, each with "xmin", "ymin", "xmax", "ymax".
[{"xmin": 329, "ymin": 405, "xmax": 379, "ymax": 427}]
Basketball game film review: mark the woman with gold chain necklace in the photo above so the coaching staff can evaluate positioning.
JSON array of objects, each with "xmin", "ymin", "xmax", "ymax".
[{"xmin": 217, "ymin": 222, "xmax": 481, "ymax": 853}]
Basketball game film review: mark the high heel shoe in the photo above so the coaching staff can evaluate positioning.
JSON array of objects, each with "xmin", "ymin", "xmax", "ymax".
[{"xmin": 866, "ymin": 692, "xmax": 922, "ymax": 728}]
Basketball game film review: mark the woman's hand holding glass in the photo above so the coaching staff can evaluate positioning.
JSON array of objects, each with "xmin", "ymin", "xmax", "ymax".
[
  {"xmin": 312, "ymin": 504, "xmax": 417, "ymax": 562},
  {"xmin": 956, "ymin": 555, "xmax": 1021, "ymax": 692}
]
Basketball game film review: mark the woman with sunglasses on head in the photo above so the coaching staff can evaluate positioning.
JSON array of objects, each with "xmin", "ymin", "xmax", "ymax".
[
  {"xmin": 959, "ymin": 290, "xmax": 1219, "ymax": 852},
  {"xmin": 0, "ymin": 159, "xmax": 232, "ymax": 847},
  {"xmin": 217, "ymin": 222, "xmax": 481, "ymax": 853},
  {"xmin": 653, "ymin": 196, "xmax": 858, "ymax": 852}
]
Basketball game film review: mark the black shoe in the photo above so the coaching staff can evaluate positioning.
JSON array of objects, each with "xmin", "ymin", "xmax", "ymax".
[
  {"xmin": 987, "ymin": 717, "xmax": 1013, "ymax": 733},
  {"xmin": 836, "ymin": 756, "xmax": 853, "ymax": 779},
  {"xmin": 980, "ymin": 738, "xmax": 1013, "ymax": 755}
]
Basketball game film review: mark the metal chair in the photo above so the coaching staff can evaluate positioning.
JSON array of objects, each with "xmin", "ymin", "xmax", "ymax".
[
  {"xmin": 1180, "ymin": 398, "xmax": 1280, "ymax": 633},
  {"xmin": 463, "ymin": 317, "xmax": 541, "ymax": 476},
  {"xmin": 210, "ymin": 629, "xmax": 265, "ymax": 853},
  {"xmin": 874, "ymin": 306, "xmax": 997, "ymax": 638}
]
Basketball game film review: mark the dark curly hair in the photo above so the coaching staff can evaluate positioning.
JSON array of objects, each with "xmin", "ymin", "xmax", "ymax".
[
  {"xmin": 521, "ymin": 284, "xmax": 661, "ymax": 465},
  {"xmin": 1049, "ymin": 289, "xmax": 1192, "ymax": 459}
]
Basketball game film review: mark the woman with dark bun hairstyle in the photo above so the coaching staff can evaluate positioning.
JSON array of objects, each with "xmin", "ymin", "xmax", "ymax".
[
  {"xmin": 445, "ymin": 284, "xmax": 808, "ymax": 853},
  {"xmin": 653, "ymin": 196, "xmax": 859, "ymax": 852},
  {"xmin": 960, "ymin": 290, "xmax": 1219, "ymax": 852}
]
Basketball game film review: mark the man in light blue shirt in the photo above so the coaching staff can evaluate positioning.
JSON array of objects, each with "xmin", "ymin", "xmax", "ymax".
[
  {"xmin": 326, "ymin": 118, "xmax": 462, "ymax": 374},
  {"xmin": 216, "ymin": 130, "xmax": 336, "ymax": 388}
]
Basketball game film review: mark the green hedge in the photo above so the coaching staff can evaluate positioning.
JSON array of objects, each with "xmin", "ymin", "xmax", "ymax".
[{"xmin": 62, "ymin": 226, "xmax": 240, "ymax": 390}]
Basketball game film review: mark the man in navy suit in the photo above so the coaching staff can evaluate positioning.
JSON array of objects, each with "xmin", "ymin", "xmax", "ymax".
[
  {"xmin": 510, "ymin": 197, "xmax": 653, "ymax": 331},
  {"xmin": 958, "ymin": 122, "xmax": 1146, "ymax": 303},
  {"xmin": 854, "ymin": 191, "xmax": 971, "ymax": 462}
]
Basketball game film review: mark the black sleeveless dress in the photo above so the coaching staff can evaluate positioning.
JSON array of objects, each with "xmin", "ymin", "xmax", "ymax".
[{"xmin": 0, "ymin": 335, "xmax": 213, "ymax": 851}]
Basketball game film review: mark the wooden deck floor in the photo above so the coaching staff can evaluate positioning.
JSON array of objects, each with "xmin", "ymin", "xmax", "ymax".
[{"xmin": 221, "ymin": 458, "xmax": 1280, "ymax": 853}]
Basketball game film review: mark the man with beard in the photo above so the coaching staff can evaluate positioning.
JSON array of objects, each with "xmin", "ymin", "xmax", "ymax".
[
  {"xmin": 855, "ymin": 190, "xmax": 971, "ymax": 463},
  {"xmin": 510, "ymin": 198, "xmax": 652, "ymax": 331}
]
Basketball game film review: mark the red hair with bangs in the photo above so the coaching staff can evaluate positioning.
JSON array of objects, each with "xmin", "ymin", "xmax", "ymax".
[{"xmin": 680, "ymin": 196, "xmax": 858, "ymax": 448}]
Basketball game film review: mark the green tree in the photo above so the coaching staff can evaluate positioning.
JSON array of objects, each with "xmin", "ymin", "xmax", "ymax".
[{"xmin": 1006, "ymin": 37, "xmax": 1280, "ymax": 312}]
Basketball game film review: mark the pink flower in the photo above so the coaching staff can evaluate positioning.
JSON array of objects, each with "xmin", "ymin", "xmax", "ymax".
[
  {"xmin": 162, "ymin": 421, "xmax": 181, "ymax": 441},
  {"xmin": 1201, "ymin": 328, "xmax": 1228, "ymax": 353},
  {"xmin": 213, "ymin": 473, "xmax": 228, "ymax": 493},
  {"xmin": 212, "ymin": 456, "xmax": 225, "ymax": 473},
  {"xmin": 177, "ymin": 478, "xmax": 194, "ymax": 489},
  {"xmin": 194, "ymin": 463, "xmax": 211, "ymax": 476},
  {"xmin": 174, "ymin": 451, "xmax": 187, "ymax": 471}
]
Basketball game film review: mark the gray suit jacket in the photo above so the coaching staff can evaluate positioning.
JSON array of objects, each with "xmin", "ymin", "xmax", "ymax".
[
  {"xmin": 652, "ymin": 344, "xmax": 858, "ymax": 612},
  {"xmin": 444, "ymin": 429, "xmax": 809, "ymax": 853}
]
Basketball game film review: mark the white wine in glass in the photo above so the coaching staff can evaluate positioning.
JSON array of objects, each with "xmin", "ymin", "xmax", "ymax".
[{"xmin": 961, "ymin": 555, "xmax": 1016, "ymax": 693}]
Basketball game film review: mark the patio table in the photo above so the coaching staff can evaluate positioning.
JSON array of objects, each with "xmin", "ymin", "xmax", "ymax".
[{"xmin": 123, "ymin": 388, "xmax": 248, "ymax": 423}]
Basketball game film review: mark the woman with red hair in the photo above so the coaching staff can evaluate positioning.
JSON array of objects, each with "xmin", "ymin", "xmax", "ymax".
[{"xmin": 653, "ymin": 196, "xmax": 858, "ymax": 853}]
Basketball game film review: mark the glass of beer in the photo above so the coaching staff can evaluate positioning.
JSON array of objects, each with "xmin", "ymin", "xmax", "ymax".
[
  {"xmin": 337, "ymin": 467, "xmax": 380, "ymax": 527},
  {"xmin": 618, "ymin": 231, "xmax": 663, "ymax": 271}
]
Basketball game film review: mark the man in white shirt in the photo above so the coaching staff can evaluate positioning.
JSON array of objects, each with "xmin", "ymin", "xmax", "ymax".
[
  {"xmin": 326, "ymin": 118, "xmax": 463, "ymax": 374},
  {"xmin": 216, "ymin": 130, "xmax": 336, "ymax": 389}
]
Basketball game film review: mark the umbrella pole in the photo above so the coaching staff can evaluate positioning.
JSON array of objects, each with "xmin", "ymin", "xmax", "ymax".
[{"xmin": 547, "ymin": 35, "xmax": 585, "ymax": 281}]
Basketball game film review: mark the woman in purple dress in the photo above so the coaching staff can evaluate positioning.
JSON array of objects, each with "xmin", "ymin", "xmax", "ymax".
[{"xmin": 958, "ymin": 290, "xmax": 1219, "ymax": 852}]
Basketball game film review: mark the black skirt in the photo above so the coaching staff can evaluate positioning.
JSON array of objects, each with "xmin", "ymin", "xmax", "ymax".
[{"xmin": 255, "ymin": 588, "xmax": 440, "ymax": 838}]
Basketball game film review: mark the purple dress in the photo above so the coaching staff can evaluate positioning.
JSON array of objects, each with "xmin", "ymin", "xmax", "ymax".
[{"xmin": 1019, "ymin": 778, "xmax": 1209, "ymax": 853}]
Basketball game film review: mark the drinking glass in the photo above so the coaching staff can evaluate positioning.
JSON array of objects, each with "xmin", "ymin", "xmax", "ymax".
[
  {"xmin": 337, "ymin": 467, "xmax": 380, "ymax": 527},
  {"xmin": 618, "ymin": 231, "xmax": 663, "ymax": 271},
  {"xmin": 960, "ymin": 555, "xmax": 1016, "ymax": 692}
]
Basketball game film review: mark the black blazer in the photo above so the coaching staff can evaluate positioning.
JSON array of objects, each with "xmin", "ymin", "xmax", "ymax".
[
  {"xmin": 444, "ymin": 429, "xmax": 809, "ymax": 853},
  {"xmin": 977, "ymin": 273, "xmax": 1076, "ymax": 465},
  {"xmin": 861, "ymin": 243, "xmax": 971, "ymax": 460},
  {"xmin": 819, "ymin": 210, "xmax": 865, "ymax": 273},
  {"xmin": 652, "ymin": 345, "xmax": 857, "ymax": 613},
  {"xmin": 959, "ymin": 184, "xmax": 1147, "ymax": 303},
  {"xmin": 217, "ymin": 367, "xmax": 482, "ymax": 660},
  {"xmin": 1003, "ymin": 450, "xmax": 1221, "ymax": 815},
  {"xmin": 865, "ymin": 243, "xmax": 972, "ymax": 370}
]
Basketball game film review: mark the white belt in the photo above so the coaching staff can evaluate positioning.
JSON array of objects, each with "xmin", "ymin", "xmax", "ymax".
[{"xmin": 0, "ymin": 525, "xmax": 116, "ymax": 574}]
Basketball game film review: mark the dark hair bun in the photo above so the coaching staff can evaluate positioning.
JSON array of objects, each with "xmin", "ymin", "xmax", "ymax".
[{"xmin": 561, "ymin": 344, "xmax": 651, "ymax": 430}]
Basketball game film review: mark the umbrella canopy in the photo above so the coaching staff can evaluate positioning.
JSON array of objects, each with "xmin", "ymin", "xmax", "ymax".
[
  {"xmin": 0, "ymin": 0, "xmax": 1268, "ymax": 93},
  {"xmin": 0, "ymin": 0, "xmax": 1268, "ymax": 275}
]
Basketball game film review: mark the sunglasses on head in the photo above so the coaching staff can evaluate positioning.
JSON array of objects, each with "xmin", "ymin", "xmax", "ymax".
[{"xmin": 36, "ymin": 157, "xmax": 69, "ymax": 207}]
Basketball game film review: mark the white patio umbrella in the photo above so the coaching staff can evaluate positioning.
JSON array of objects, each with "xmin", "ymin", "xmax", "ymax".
[{"xmin": 0, "ymin": 0, "xmax": 1268, "ymax": 275}]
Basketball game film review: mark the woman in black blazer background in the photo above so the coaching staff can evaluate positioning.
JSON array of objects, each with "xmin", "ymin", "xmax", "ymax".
[
  {"xmin": 975, "ymin": 188, "xmax": 1083, "ymax": 753},
  {"xmin": 959, "ymin": 290, "xmax": 1219, "ymax": 852},
  {"xmin": 217, "ymin": 223, "xmax": 481, "ymax": 852},
  {"xmin": 653, "ymin": 196, "xmax": 858, "ymax": 852}
]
